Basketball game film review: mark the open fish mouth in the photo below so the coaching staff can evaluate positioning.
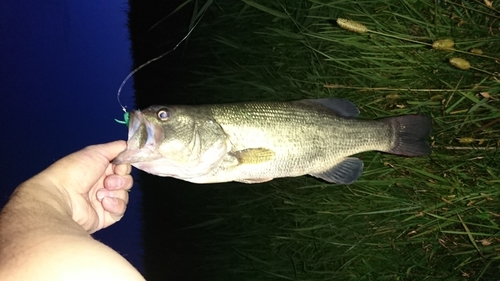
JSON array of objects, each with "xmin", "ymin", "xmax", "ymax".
[{"xmin": 113, "ymin": 110, "xmax": 164, "ymax": 165}]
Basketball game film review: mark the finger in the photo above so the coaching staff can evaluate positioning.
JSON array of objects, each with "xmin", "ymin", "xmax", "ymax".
[
  {"xmin": 114, "ymin": 163, "xmax": 132, "ymax": 176},
  {"xmin": 104, "ymin": 174, "xmax": 133, "ymax": 191},
  {"xmin": 85, "ymin": 140, "xmax": 127, "ymax": 162},
  {"xmin": 47, "ymin": 141, "xmax": 128, "ymax": 184},
  {"xmin": 102, "ymin": 196, "xmax": 127, "ymax": 221},
  {"xmin": 97, "ymin": 189, "xmax": 130, "ymax": 205}
]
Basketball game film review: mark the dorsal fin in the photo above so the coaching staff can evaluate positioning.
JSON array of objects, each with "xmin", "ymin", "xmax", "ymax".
[{"xmin": 298, "ymin": 98, "xmax": 360, "ymax": 117}]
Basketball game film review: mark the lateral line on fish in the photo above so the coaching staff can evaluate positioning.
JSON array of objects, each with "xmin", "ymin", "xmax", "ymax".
[{"xmin": 114, "ymin": 12, "xmax": 206, "ymax": 125}]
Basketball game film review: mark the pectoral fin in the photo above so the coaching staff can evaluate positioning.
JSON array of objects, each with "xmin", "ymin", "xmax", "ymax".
[
  {"xmin": 310, "ymin": 157, "xmax": 364, "ymax": 184},
  {"xmin": 230, "ymin": 148, "xmax": 276, "ymax": 164}
]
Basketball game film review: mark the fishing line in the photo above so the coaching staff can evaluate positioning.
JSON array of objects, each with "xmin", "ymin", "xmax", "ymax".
[{"xmin": 115, "ymin": 12, "xmax": 205, "ymax": 125}]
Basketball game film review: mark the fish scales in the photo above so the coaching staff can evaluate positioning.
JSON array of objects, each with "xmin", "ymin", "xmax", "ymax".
[
  {"xmin": 203, "ymin": 102, "xmax": 395, "ymax": 181},
  {"xmin": 114, "ymin": 98, "xmax": 431, "ymax": 184}
]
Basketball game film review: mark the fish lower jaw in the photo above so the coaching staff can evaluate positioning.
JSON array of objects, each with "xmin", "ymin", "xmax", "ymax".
[{"xmin": 132, "ymin": 159, "xmax": 215, "ymax": 179}]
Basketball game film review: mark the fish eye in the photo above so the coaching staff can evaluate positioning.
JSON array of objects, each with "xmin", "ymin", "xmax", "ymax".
[{"xmin": 157, "ymin": 109, "xmax": 170, "ymax": 121}]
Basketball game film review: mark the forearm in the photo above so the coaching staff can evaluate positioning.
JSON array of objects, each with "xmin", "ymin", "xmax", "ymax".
[
  {"xmin": 0, "ymin": 177, "xmax": 82, "ymax": 256},
  {"xmin": 0, "ymin": 176, "xmax": 145, "ymax": 281}
]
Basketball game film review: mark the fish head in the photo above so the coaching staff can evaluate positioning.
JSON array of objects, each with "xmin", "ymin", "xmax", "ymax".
[{"xmin": 114, "ymin": 105, "xmax": 230, "ymax": 179}]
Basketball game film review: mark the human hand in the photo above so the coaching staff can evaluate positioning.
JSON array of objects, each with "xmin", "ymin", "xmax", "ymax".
[
  {"xmin": 1, "ymin": 141, "xmax": 144, "ymax": 281},
  {"xmin": 33, "ymin": 141, "xmax": 133, "ymax": 233}
]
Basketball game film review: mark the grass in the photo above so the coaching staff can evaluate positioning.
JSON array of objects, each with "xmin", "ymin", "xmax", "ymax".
[{"xmin": 131, "ymin": 0, "xmax": 500, "ymax": 280}]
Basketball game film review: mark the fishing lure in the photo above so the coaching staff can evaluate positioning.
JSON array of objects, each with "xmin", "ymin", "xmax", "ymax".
[
  {"xmin": 115, "ymin": 111, "xmax": 130, "ymax": 126},
  {"xmin": 114, "ymin": 12, "xmax": 206, "ymax": 126}
]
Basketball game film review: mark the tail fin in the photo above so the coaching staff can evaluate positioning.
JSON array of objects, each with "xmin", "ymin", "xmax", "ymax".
[{"xmin": 385, "ymin": 115, "xmax": 432, "ymax": 156}]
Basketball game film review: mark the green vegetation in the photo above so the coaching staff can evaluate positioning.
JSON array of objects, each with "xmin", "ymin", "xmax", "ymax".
[{"xmin": 130, "ymin": 0, "xmax": 500, "ymax": 280}]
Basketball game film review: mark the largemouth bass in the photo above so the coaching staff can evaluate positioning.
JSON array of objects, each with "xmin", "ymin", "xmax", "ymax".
[{"xmin": 114, "ymin": 98, "xmax": 431, "ymax": 184}]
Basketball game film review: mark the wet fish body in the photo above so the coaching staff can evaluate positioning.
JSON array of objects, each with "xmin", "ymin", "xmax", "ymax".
[{"xmin": 114, "ymin": 98, "xmax": 431, "ymax": 184}]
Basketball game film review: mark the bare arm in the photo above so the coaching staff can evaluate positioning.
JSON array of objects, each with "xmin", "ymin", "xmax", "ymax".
[{"xmin": 0, "ymin": 141, "xmax": 145, "ymax": 281}]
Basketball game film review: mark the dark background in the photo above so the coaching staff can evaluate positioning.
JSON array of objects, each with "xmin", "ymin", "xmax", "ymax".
[
  {"xmin": 127, "ymin": 1, "xmax": 227, "ymax": 279},
  {"xmin": 1, "ymin": 0, "xmax": 221, "ymax": 279},
  {"xmin": 0, "ymin": 0, "xmax": 144, "ymax": 273}
]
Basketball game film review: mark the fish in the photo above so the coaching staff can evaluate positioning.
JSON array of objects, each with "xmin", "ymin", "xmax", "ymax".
[{"xmin": 113, "ymin": 98, "xmax": 432, "ymax": 184}]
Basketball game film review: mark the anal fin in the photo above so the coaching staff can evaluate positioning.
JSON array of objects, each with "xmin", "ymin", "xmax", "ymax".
[
  {"xmin": 310, "ymin": 157, "xmax": 364, "ymax": 184},
  {"xmin": 237, "ymin": 178, "xmax": 273, "ymax": 184}
]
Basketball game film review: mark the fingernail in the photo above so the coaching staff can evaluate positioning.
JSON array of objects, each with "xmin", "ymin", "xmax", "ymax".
[
  {"xmin": 111, "ymin": 176, "xmax": 124, "ymax": 188},
  {"xmin": 97, "ymin": 190, "xmax": 115, "ymax": 201},
  {"xmin": 105, "ymin": 197, "xmax": 118, "ymax": 206},
  {"xmin": 97, "ymin": 190, "xmax": 105, "ymax": 201}
]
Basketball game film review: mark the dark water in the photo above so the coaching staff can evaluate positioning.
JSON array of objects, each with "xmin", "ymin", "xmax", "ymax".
[{"xmin": 0, "ymin": 0, "xmax": 143, "ymax": 273}]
